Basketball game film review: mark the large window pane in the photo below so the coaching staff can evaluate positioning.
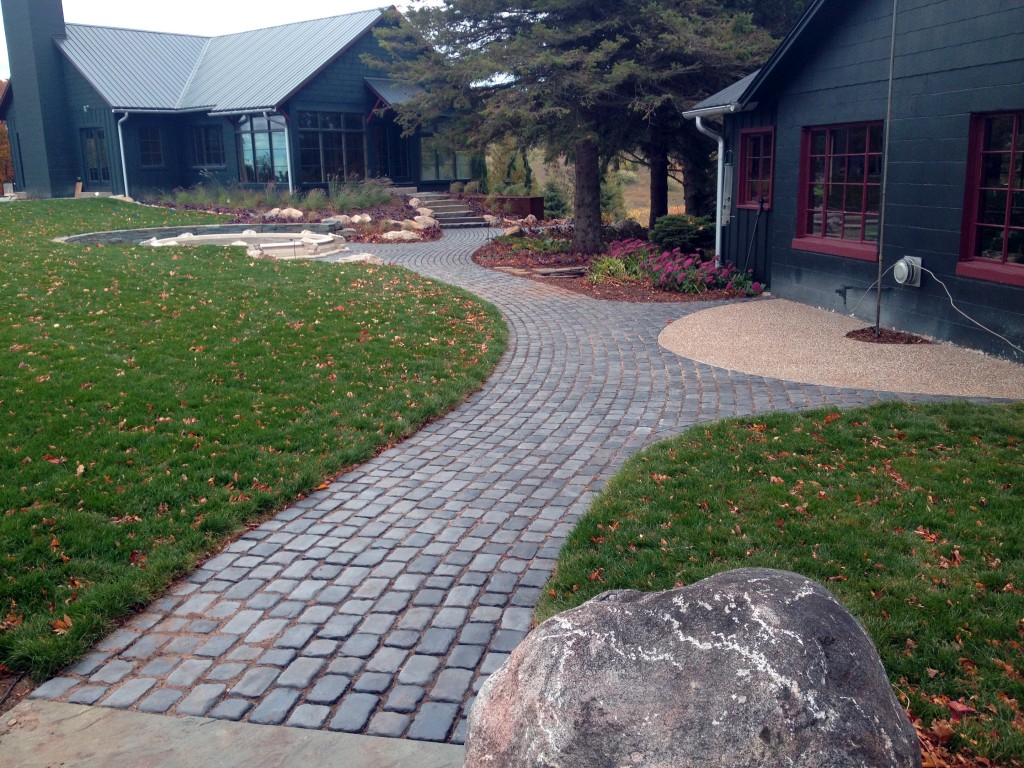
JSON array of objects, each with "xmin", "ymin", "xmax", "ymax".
[
  {"xmin": 456, "ymin": 152, "xmax": 473, "ymax": 180},
  {"xmin": 253, "ymin": 133, "xmax": 272, "ymax": 183},
  {"xmin": 272, "ymin": 132, "xmax": 288, "ymax": 183},
  {"xmin": 1011, "ymin": 191, "xmax": 1024, "ymax": 228},
  {"xmin": 981, "ymin": 153, "xmax": 1011, "ymax": 188},
  {"xmin": 238, "ymin": 133, "xmax": 254, "ymax": 182},
  {"xmin": 974, "ymin": 227, "xmax": 1004, "ymax": 260},
  {"xmin": 984, "ymin": 116, "xmax": 1015, "ymax": 151},
  {"xmin": 978, "ymin": 190, "xmax": 1008, "ymax": 225},
  {"xmin": 323, "ymin": 133, "xmax": 345, "ymax": 180},
  {"xmin": 346, "ymin": 135, "xmax": 366, "ymax": 179}
]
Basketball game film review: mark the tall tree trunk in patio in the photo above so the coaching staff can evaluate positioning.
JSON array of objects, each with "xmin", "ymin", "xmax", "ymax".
[
  {"xmin": 572, "ymin": 135, "xmax": 604, "ymax": 255},
  {"xmin": 647, "ymin": 132, "xmax": 669, "ymax": 229}
]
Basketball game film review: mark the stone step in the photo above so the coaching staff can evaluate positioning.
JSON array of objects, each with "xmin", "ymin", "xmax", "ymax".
[
  {"xmin": 434, "ymin": 208, "xmax": 477, "ymax": 218},
  {"xmin": 441, "ymin": 220, "xmax": 490, "ymax": 229},
  {"xmin": 425, "ymin": 202, "xmax": 472, "ymax": 212}
]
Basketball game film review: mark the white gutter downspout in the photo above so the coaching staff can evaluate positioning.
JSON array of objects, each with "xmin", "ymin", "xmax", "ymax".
[
  {"xmin": 116, "ymin": 111, "xmax": 130, "ymax": 199},
  {"xmin": 693, "ymin": 116, "xmax": 726, "ymax": 266}
]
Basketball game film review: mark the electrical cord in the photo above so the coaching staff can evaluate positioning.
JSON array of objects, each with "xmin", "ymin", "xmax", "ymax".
[
  {"xmin": 918, "ymin": 265, "xmax": 1024, "ymax": 357},
  {"xmin": 846, "ymin": 263, "xmax": 896, "ymax": 317},
  {"xmin": 845, "ymin": 262, "xmax": 1024, "ymax": 357}
]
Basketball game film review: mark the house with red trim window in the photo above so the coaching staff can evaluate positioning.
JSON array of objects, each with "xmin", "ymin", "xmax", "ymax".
[{"xmin": 684, "ymin": 0, "xmax": 1023, "ymax": 360}]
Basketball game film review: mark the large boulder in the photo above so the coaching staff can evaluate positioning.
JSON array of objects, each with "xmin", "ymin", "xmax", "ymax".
[{"xmin": 466, "ymin": 568, "xmax": 920, "ymax": 768}]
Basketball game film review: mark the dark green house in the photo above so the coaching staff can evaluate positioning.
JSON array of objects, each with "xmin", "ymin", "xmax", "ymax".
[
  {"xmin": 0, "ymin": 0, "xmax": 471, "ymax": 199},
  {"xmin": 685, "ymin": 0, "xmax": 1023, "ymax": 360}
]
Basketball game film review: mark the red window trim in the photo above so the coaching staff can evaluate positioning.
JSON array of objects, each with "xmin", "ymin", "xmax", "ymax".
[
  {"xmin": 955, "ymin": 260, "xmax": 1024, "ymax": 287},
  {"xmin": 795, "ymin": 121, "xmax": 882, "ymax": 261},
  {"xmin": 737, "ymin": 127, "xmax": 774, "ymax": 211},
  {"xmin": 790, "ymin": 236, "xmax": 878, "ymax": 261},
  {"xmin": 958, "ymin": 110, "xmax": 1024, "ymax": 286}
]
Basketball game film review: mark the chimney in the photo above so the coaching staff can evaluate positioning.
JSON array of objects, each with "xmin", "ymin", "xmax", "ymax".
[{"xmin": 0, "ymin": 0, "xmax": 75, "ymax": 197}]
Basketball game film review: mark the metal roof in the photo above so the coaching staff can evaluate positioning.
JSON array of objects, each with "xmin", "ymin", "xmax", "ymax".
[
  {"xmin": 365, "ymin": 77, "xmax": 420, "ymax": 107},
  {"xmin": 683, "ymin": 70, "xmax": 760, "ymax": 117},
  {"xmin": 180, "ymin": 11, "xmax": 384, "ymax": 113},
  {"xmin": 58, "ymin": 25, "xmax": 208, "ymax": 110},
  {"xmin": 55, "ymin": 9, "xmax": 384, "ymax": 114}
]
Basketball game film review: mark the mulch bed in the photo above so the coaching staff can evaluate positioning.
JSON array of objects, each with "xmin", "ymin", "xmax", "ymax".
[
  {"xmin": 0, "ymin": 670, "xmax": 31, "ymax": 718},
  {"xmin": 472, "ymin": 243, "xmax": 747, "ymax": 304},
  {"xmin": 847, "ymin": 327, "xmax": 932, "ymax": 345}
]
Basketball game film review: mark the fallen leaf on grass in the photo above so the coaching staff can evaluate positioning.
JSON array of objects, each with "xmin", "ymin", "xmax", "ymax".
[
  {"xmin": 50, "ymin": 614, "xmax": 73, "ymax": 635},
  {"xmin": 946, "ymin": 700, "xmax": 976, "ymax": 721}
]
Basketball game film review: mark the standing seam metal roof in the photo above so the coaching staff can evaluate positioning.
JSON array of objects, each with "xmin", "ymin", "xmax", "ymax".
[{"xmin": 55, "ymin": 9, "xmax": 384, "ymax": 113}]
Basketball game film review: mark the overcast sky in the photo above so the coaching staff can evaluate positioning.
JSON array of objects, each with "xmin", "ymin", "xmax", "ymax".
[{"xmin": 1, "ymin": 1, "xmax": 414, "ymax": 80}]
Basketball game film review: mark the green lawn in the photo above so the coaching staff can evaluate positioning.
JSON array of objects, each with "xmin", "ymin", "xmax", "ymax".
[
  {"xmin": 0, "ymin": 199, "xmax": 507, "ymax": 680},
  {"xmin": 539, "ymin": 402, "xmax": 1024, "ymax": 766}
]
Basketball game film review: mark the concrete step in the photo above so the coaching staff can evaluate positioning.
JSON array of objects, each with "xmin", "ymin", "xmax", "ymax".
[
  {"xmin": 434, "ymin": 211, "xmax": 476, "ymax": 219},
  {"xmin": 425, "ymin": 202, "xmax": 472, "ymax": 212},
  {"xmin": 438, "ymin": 216, "xmax": 490, "ymax": 228},
  {"xmin": 442, "ymin": 220, "xmax": 491, "ymax": 229}
]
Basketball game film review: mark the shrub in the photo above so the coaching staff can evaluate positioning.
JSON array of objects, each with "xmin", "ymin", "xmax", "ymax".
[
  {"xmin": 450, "ymin": 181, "xmax": 466, "ymax": 194},
  {"xmin": 328, "ymin": 178, "xmax": 393, "ymax": 212},
  {"xmin": 303, "ymin": 188, "xmax": 327, "ymax": 212},
  {"xmin": 543, "ymin": 180, "xmax": 571, "ymax": 219},
  {"xmin": 464, "ymin": 180, "xmax": 482, "ymax": 195},
  {"xmin": 600, "ymin": 173, "xmax": 627, "ymax": 222},
  {"xmin": 650, "ymin": 214, "xmax": 714, "ymax": 252},
  {"xmin": 588, "ymin": 257, "xmax": 628, "ymax": 284},
  {"xmin": 606, "ymin": 238, "xmax": 657, "ymax": 280},
  {"xmin": 645, "ymin": 249, "xmax": 764, "ymax": 296}
]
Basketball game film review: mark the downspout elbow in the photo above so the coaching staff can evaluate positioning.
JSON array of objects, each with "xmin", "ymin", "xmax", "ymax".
[
  {"xmin": 694, "ymin": 116, "xmax": 726, "ymax": 267},
  {"xmin": 116, "ymin": 112, "xmax": 130, "ymax": 199}
]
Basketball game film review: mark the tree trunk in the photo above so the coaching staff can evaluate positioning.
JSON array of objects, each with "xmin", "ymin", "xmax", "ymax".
[
  {"xmin": 647, "ymin": 136, "xmax": 669, "ymax": 229},
  {"xmin": 572, "ymin": 135, "xmax": 605, "ymax": 254}
]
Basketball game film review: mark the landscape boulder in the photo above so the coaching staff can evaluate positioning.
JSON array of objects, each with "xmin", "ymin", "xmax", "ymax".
[
  {"xmin": 279, "ymin": 207, "xmax": 304, "ymax": 221},
  {"xmin": 466, "ymin": 568, "xmax": 920, "ymax": 768},
  {"xmin": 382, "ymin": 230, "xmax": 422, "ymax": 242}
]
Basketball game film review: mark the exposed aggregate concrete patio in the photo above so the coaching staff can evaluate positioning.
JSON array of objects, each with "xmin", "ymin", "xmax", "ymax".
[{"xmin": 26, "ymin": 227, "xmax": 971, "ymax": 746}]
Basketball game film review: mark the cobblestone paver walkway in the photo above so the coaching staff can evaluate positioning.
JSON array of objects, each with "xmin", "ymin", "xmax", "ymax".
[{"xmin": 31, "ymin": 228, "xmax": 945, "ymax": 743}]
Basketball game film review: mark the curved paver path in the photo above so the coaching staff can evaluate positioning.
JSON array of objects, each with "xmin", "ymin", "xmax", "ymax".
[{"xmin": 31, "ymin": 228, "xmax": 952, "ymax": 743}]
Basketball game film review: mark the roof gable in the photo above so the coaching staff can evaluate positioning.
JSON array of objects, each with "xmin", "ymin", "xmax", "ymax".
[
  {"xmin": 55, "ymin": 9, "xmax": 384, "ymax": 113},
  {"xmin": 179, "ymin": 10, "xmax": 384, "ymax": 113},
  {"xmin": 58, "ymin": 25, "xmax": 208, "ymax": 111},
  {"xmin": 684, "ymin": 0, "xmax": 841, "ymax": 116}
]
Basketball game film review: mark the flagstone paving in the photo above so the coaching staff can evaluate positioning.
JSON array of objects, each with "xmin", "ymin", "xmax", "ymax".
[{"xmin": 30, "ymin": 228, "xmax": 950, "ymax": 744}]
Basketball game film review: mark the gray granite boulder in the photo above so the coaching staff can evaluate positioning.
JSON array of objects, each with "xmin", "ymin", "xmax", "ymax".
[{"xmin": 465, "ymin": 568, "xmax": 920, "ymax": 768}]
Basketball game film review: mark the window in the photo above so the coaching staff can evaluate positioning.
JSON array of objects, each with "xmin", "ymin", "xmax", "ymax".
[
  {"xmin": 794, "ymin": 121, "xmax": 883, "ymax": 260},
  {"xmin": 138, "ymin": 127, "xmax": 164, "ymax": 168},
  {"xmin": 236, "ymin": 116, "xmax": 289, "ymax": 185},
  {"xmin": 192, "ymin": 125, "xmax": 225, "ymax": 167},
  {"xmin": 419, "ymin": 136, "xmax": 473, "ymax": 182},
  {"xmin": 738, "ymin": 128, "xmax": 774, "ymax": 208},
  {"xmin": 958, "ymin": 111, "xmax": 1024, "ymax": 285},
  {"xmin": 297, "ymin": 111, "xmax": 366, "ymax": 184},
  {"xmin": 81, "ymin": 128, "xmax": 110, "ymax": 185}
]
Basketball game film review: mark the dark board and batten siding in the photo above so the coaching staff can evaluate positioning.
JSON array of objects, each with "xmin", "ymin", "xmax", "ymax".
[{"xmin": 737, "ymin": 0, "xmax": 1024, "ymax": 359}]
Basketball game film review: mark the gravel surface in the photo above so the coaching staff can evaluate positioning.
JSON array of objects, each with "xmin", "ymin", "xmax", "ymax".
[{"xmin": 659, "ymin": 298, "xmax": 1024, "ymax": 400}]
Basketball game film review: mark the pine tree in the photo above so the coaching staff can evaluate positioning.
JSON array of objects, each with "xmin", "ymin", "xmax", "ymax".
[{"xmin": 372, "ymin": 2, "xmax": 775, "ymax": 250}]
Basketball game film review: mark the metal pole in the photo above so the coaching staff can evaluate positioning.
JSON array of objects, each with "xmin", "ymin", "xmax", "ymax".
[{"xmin": 875, "ymin": 0, "xmax": 900, "ymax": 337}]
